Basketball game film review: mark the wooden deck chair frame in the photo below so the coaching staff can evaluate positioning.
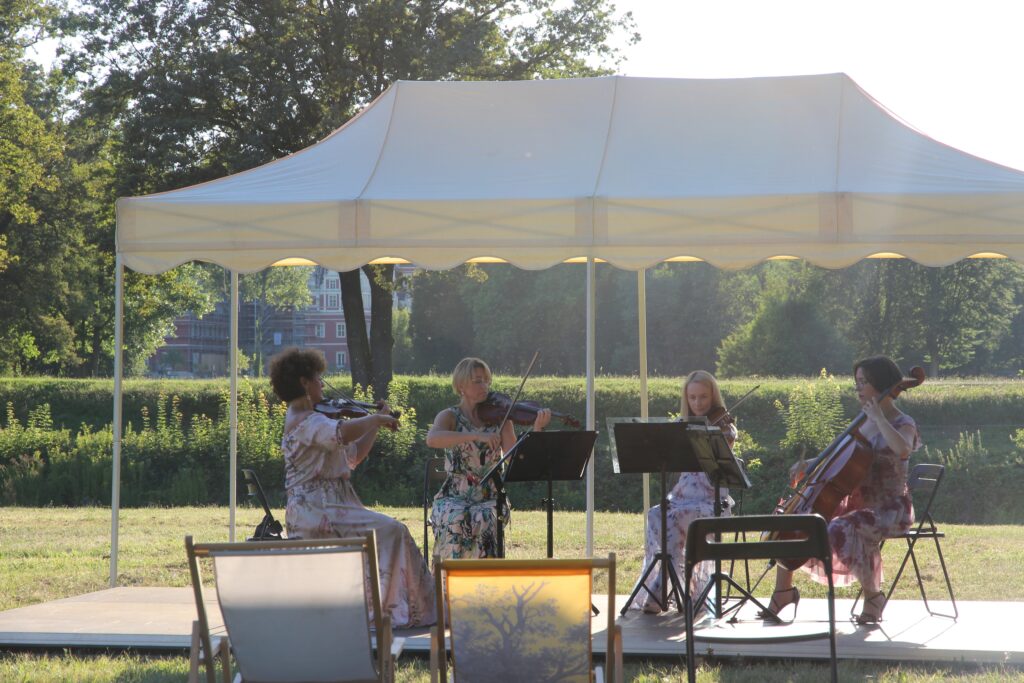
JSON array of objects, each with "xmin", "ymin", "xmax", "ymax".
[
  {"xmin": 422, "ymin": 456, "xmax": 447, "ymax": 558},
  {"xmin": 430, "ymin": 555, "xmax": 622, "ymax": 683},
  {"xmin": 851, "ymin": 462, "xmax": 958, "ymax": 620},
  {"xmin": 186, "ymin": 533, "xmax": 402, "ymax": 683},
  {"xmin": 683, "ymin": 514, "xmax": 837, "ymax": 683}
]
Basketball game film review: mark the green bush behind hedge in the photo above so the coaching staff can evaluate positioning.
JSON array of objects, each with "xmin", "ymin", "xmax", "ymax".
[{"xmin": 1, "ymin": 375, "xmax": 1021, "ymax": 523}]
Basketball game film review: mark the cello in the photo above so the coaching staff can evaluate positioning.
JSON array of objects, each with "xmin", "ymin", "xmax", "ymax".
[{"xmin": 768, "ymin": 366, "xmax": 925, "ymax": 569}]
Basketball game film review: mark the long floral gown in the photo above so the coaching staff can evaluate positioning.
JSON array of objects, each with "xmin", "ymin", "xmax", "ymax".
[
  {"xmin": 430, "ymin": 406, "xmax": 507, "ymax": 560},
  {"xmin": 802, "ymin": 413, "xmax": 921, "ymax": 588},
  {"xmin": 283, "ymin": 412, "xmax": 436, "ymax": 628},
  {"xmin": 627, "ymin": 422, "xmax": 738, "ymax": 611}
]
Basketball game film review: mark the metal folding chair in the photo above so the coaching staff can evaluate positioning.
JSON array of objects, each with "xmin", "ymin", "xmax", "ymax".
[
  {"xmin": 422, "ymin": 456, "xmax": 447, "ymax": 558},
  {"xmin": 852, "ymin": 463, "xmax": 958, "ymax": 619},
  {"xmin": 683, "ymin": 514, "xmax": 837, "ymax": 683}
]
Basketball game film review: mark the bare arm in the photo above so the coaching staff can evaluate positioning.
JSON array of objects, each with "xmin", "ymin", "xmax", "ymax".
[
  {"xmin": 338, "ymin": 413, "xmax": 398, "ymax": 467},
  {"xmin": 426, "ymin": 409, "xmax": 502, "ymax": 451},
  {"xmin": 863, "ymin": 399, "xmax": 914, "ymax": 459}
]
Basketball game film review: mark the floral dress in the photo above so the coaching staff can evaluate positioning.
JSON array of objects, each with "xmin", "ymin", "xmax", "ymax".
[
  {"xmin": 801, "ymin": 413, "xmax": 921, "ymax": 588},
  {"xmin": 284, "ymin": 412, "xmax": 436, "ymax": 628},
  {"xmin": 627, "ymin": 422, "xmax": 738, "ymax": 611},
  {"xmin": 430, "ymin": 406, "xmax": 508, "ymax": 560}
]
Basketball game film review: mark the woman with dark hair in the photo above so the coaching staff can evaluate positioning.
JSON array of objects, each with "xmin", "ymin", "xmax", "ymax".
[
  {"xmin": 760, "ymin": 355, "xmax": 921, "ymax": 626},
  {"xmin": 269, "ymin": 347, "xmax": 435, "ymax": 628}
]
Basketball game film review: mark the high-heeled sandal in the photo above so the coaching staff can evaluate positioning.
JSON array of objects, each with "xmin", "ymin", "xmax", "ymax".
[
  {"xmin": 757, "ymin": 586, "xmax": 800, "ymax": 620},
  {"xmin": 856, "ymin": 591, "xmax": 886, "ymax": 625}
]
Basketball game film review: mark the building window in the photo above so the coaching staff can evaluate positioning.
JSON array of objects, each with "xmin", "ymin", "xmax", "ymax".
[
  {"xmin": 336, "ymin": 322, "xmax": 346, "ymax": 338},
  {"xmin": 314, "ymin": 323, "xmax": 325, "ymax": 338},
  {"xmin": 326, "ymin": 278, "xmax": 339, "ymax": 289},
  {"xmin": 327, "ymin": 294, "xmax": 339, "ymax": 309},
  {"xmin": 273, "ymin": 332, "xmax": 282, "ymax": 346},
  {"xmin": 336, "ymin": 352, "xmax": 347, "ymax": 368}
]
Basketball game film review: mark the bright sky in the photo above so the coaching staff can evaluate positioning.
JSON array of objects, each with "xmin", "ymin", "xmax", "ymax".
[{"xmin": 612, "ymin": 0, "xmax": 1024, "ymax": 170}]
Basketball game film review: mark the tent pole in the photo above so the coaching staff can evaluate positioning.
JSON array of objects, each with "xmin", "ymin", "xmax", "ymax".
[
  {"xmin": 229, "ymin": 270, "xmax": 239, "ymax": 541},
  {"xmin": 109, "ymin": 254, "xmax": 124, "ymax": 587},
  {"xmin": 585, "ymin": 258, "xmax": 596, "ymax": 557},
  {"xmin": 637, "ymin": 269, "xmax": 650, "ymax": 516}
]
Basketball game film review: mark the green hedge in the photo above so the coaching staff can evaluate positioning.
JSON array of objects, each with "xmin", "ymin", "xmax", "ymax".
[{"xmin": 0, "ymin": 376, "xmax": 1022, "ymax": 522}]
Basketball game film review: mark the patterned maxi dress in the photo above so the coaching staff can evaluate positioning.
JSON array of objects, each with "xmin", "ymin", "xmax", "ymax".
[
  {"xmin": 802, "ymin": 413, "xmax": 921, "ymax": 588},
  {"xmin": 283, "ymin": 412, "xmax": 436, "ymax": 628},
  {"xmin": 430, "ymin": 406, "xmax": 507, "ymax": 560},
  {"xmin": 627, "ymin": 422, "xmax": 738, "ymax": 611}
]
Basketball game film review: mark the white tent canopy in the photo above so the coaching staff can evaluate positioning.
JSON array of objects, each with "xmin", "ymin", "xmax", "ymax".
[
  {"xmin": 117, "ymin": 73, "xmax": 1024, "ymax": 274},
  {"xmin": 111, "ymin": 73, "xmax": 1024, "ymax": 583}
]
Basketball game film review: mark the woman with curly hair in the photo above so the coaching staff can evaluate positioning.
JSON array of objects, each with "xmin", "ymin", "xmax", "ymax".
[{"xmin": 269, "ymin": 347, "xmax": 435, "ymax": 628}]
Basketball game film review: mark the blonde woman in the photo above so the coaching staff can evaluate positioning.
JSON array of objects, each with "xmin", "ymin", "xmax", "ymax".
[
  {"xmin": 426, "ymin": 357, "xmax": 551, "ymax": 559},
  {"xmin": 627, "ymin": 370, "xmax": 738, "ymax": 614}
]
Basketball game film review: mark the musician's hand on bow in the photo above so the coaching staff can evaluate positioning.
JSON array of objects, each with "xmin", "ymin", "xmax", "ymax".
[
  {"xmin": 476, "ymin": 430, "xmax": 502, "ymax": 451},
  {"xmin": 532, "ymin": 408, "xmax": 551, "ymax": 431}
]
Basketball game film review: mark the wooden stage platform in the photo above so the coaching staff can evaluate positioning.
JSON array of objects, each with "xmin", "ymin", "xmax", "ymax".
[{"xmin": 0, "ymin": 587, "xmax": 1017, "ymax": 665}]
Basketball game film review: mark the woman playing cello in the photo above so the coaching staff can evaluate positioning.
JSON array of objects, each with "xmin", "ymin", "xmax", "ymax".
[
  {"xmin": 761, "ymin": 355, "xmax": 921, "ymax": 625},
  {"xmin": 426, "ymin": 357, "xmax": 551, "ymax": 560}
]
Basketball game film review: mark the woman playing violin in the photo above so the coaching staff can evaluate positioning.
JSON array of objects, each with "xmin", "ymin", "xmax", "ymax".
[
  {"xmin": 762, "ymin": 355, "xmax": 920, "ymax": 626},
  {"xmin": 270, "ymin": 347, "xmax": 435, "ymax": 628},
  {"xmin": 426, "ymin": 357, "xmax": 551, "ymax": 560},
  {"xmin": 628, "ymin": 370, "xmax": 738, "ymax": 614}
]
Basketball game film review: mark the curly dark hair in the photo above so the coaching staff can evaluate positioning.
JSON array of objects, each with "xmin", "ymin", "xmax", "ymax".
[
  {"xmin": 269, "ymin": 347, "xmax": 326, "ymax": 402},
  {"xmin": 853, "ymin": 355, "xmax": 903, "ymax": 394}
]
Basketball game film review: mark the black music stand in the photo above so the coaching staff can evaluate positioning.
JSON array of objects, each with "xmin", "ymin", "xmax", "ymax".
[
  {"xmin": 503, "ymin": 430, "xmax": 598, "ymax": 558},
  {"xmin": 610, "ymin": 418, "xmax": 706, "ymax": 615},
  {"xmin": 683, "ymin": 422, "xmax": 751, "ymax": 619}
]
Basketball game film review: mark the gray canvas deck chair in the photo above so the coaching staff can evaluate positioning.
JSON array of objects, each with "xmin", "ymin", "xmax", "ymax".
[
  {"xmin": 430, "ymin": 554, "xmax": 622, "ymax": 683},
  {"xmin": 186, "ymin": 533, "xmax": 403, "ymax": 683},
  {"xmin": 683, "ymin": 514, "xmax": 837, "ymax": 683}
]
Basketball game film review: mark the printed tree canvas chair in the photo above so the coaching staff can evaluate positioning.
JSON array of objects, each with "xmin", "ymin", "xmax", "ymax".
[
  {"xmin": 186, "ymin": 533, "xmax": 404, "ymax": 683},
  {"xmin": 430, "ymin": 555, "xmax": 622, "ymax": 683}
]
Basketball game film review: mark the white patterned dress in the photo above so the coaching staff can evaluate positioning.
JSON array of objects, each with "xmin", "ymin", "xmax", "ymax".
[
  {"xmin": 430, "ymin": 406, "xmax": 507, "ymax": 561},
  {"xmin": 627, "ymin": 422, "xmax": 737, "ymax": 611},
  {"xmin": 283, "ymin": 412, "xmax": 436, "ymax": 628}
]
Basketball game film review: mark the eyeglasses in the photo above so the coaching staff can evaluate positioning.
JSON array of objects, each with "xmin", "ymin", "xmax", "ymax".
[
  {"xmin": 854, "ymin": 380, "xmax": 871, "ymax": 389},
  {"xmin": 469, "ymin": 378, "xmax": 490, "ymax": 386}
]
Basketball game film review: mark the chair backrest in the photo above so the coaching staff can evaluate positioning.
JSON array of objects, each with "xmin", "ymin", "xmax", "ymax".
[
  {"xmin": 423, "ymin": 456, "xmax": 447, "ymax": 553},
  {"xmin": 186, "ymin": 535, "xmax": 384, "ymax": 683},
  {"xmin": 435, "ymin": 556, "xmax": 615, "ymax": 683},
  {"xmin": 241, "ymin": 468, "xmax": 284, "ymax": 541},
  {"xmin": 685, "ymin": 514, "xmax": 832, "ymax": 570},
  {"xmin": 906, "ymin": 463, "xmax": 944, "ymax": 528}
]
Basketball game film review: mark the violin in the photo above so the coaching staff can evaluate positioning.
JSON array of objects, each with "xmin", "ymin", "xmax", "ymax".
[
  {"xmin": 703, "ymin": 384, "xmax": 760, "ymax": 428},
  {"xmin": 477, "ymin": 391, "xmax": 581, "ymax": 429},
  {"xmin": 314, "ymin": 396, "xmax": 401, "ymax": 431},
  {"xmin": 767, "ymin": 367, "xmax": 925, "ymax": 569}
]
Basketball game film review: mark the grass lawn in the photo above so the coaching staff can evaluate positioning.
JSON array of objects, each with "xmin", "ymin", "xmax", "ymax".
[{"xmin": 2, "ymin": 506, "xmax": 1023, "ymax": 682}]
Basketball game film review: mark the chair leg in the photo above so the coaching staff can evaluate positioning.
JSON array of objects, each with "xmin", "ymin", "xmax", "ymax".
[
  {"xmin": 931, "ymin": 534, "xmax": 959, "ymax": 619},
  {"xmin": 188, "ymin": 621, "xmax": 200, "ymax": 683},
  {"xmin": 216, "ymin": 638, "xmax": 232, "ymax": 683}
]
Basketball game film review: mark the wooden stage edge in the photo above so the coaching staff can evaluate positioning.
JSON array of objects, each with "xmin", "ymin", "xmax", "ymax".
[{"xmin": 0, "ymin": 587, "xmax": 1020, "ymax": 665}]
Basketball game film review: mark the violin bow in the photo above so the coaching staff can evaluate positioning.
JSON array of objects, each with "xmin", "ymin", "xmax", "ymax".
[
  {"xmin": 492, "ymin": 350, "xmax": 540, "ymax": 446},
  {"xmin": 726, "ymin": 383, "xmax": 761, "ymax": 416}
]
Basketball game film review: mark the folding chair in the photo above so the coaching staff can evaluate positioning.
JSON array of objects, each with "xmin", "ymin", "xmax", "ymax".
[
  {"xmin": 683, "ymin": 514, "xmax": 837, "ymax": 683},
  {"xmin": 186, "ymin": 533, "xmax": 403, "ymax": 683},
  {"xmin": 430, "ymin": 555, "xmax": 622, "ymax": 683},
  {"xmin": 240, "ymin": 469, "xmax": 284, "ymax": 541},
  {"xmin": 423, "ymin": 456, "xmax": 447, "ymax": 558},
  {"xmin": 852, "ymin": 463, "xmax": 958, "ymax": 619}
]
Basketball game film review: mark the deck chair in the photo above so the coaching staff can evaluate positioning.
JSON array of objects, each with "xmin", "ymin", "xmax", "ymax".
[
  {"xmin": 430, "ymin": 555, "xmax": 622, "ymax": 683},
  {"xmin": 422, "ymin": 457, "xmax": 447, "ymax": 558},
  {"xmin": 186, "ymin": 533, "xmax": 403, "ymax": 683},
  {"xmin": 852, "ymin": 463, "xmax": 958, "ymax": 619},
  {"xmin": 683, "ymin": 514, "xmax": 837, "ymax": 683},
  {"xmin": 241, "ymin": 469, "xmax": 284, "ymax": 541}
]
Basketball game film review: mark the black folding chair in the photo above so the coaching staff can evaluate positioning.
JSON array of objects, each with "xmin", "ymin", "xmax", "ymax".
[
  {"xmin": 240, "ymin": 469, "xmax": 284, "ymax": 541},
  {"xmin": 683, "ymin": 514, "xmax": 837, "ymax": 683},
  {"xmin": 852, "ymin": 463, "xmax": 958, "ymax": 619},
  {"xmin": 422, "ymin": 457, "xmax": 447, "ymax": 558}
]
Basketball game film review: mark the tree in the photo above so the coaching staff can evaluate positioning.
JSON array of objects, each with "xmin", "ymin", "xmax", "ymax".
[
  {"xmin": 73, "ymin": 0, "xmax": 638, "ymax": 391},
  {"xmin": 239, "ymin": 267, "xmax": 313, "ymax": 375}
]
